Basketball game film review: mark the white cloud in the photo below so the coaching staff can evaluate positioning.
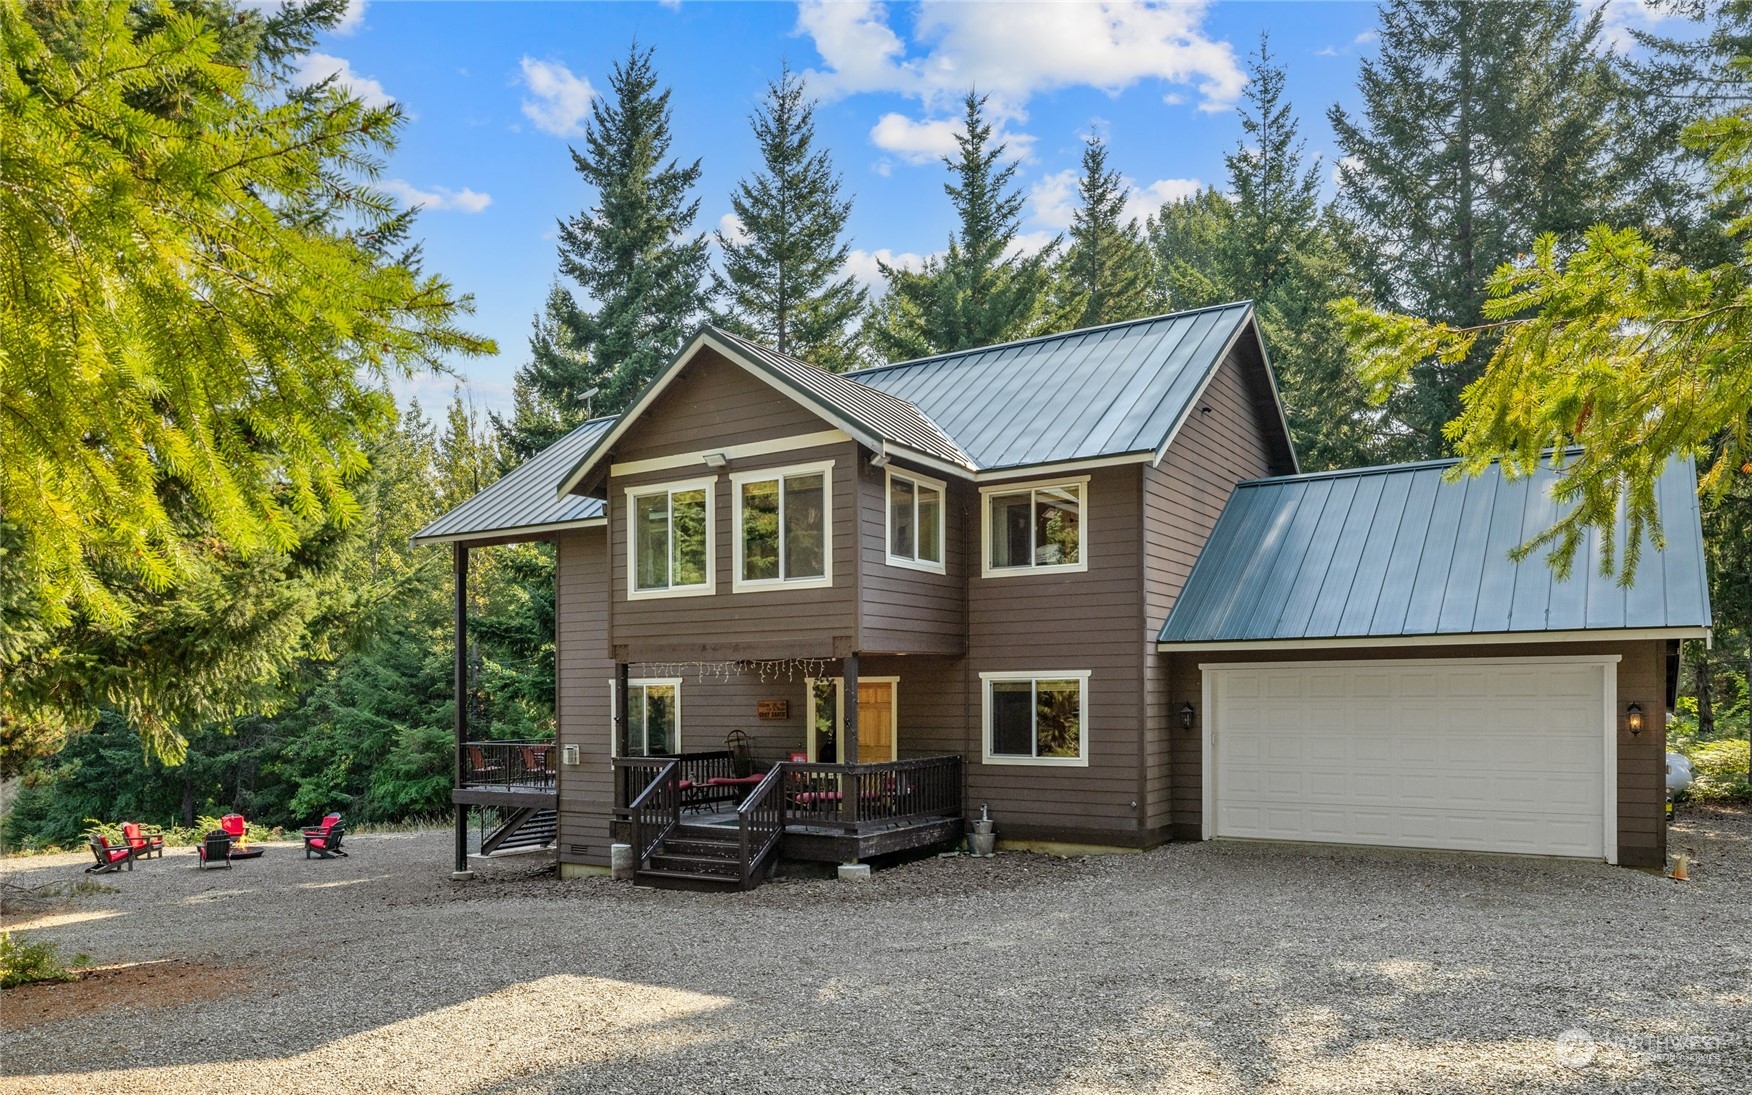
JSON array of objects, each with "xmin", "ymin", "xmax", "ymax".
[
  {"xmin": 843, "ymin": 247, "xmax": 933, "ymax": 292},
  {"xmin": 1601, "ymin": 0, "xmax": 1676, "ymax": 52},
  {"xmin": 294, "ymin": 52, "xmax": 392, "ymax": 107},
  {"xmin": 1354, "ymin": 29, "xmax": 1376, "ymax": 45},
  {"xmin": 381, "ymin": 179, "xmax": 493, "ymax": 213},
  {"xmin": 519, "ymin": 57, "xmax": 596, "ymax": 138},
  {"xmin": 1028, "ymin": 169, "xmax": 1200, "ymax": 230},
  {"xmin": 1315, "ymin": 45, "xmax": 1340, "ymax": 59},
  {"xmin": 334, "ymin": 0, "xmax": 367, "ymax": 34},
  {"xmin": 869, "ymin": 113, "xmax": 963, "ymax": 163},
  {"xmin": 797, "ymin": 0, "xmax": 1246, "ymax": 122},
  {"xmin": 1004, "ymin": 230, "xmax": 1058, "ymax": 261},
  {"xmin": 717, "ymin": 212, "xmax": 750, "ymax": 245}
]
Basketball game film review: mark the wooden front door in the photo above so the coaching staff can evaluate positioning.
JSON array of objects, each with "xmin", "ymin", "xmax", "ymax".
[{"xmin": 856, "ymin": 680, "xmax": 895, "ymax": 763}]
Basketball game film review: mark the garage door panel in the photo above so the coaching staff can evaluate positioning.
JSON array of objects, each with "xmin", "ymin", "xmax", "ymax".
[{"xmin": 1212, "ymin": 663, "xmax": 1606, "ymax": 859}]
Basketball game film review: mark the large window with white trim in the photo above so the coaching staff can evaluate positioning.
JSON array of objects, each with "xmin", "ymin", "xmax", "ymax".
[
  {"xmin": 982, "ymin": 478, "xmax": 1086, "ymax": 576},
  {"xmin": 887, "ymin": 469, "xmax": 945, "ymax": 571},
  {"xmin": 617, "ymin": 679, "xmax": 680, "ymax": 756},
  {"xmin": 626, "ymin": 480, "xmax": 712, "ymax": 597},
  {"xmin": 981, "ymin": 671, "xmax": 1089, "ymax": 766},
  {"xmin": 732, "ymin": 461, "xmax": 832, "ymax": 590}
]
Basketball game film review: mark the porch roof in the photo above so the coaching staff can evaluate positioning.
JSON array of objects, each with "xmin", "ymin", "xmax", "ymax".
[{"xmin": 411, "ymin": 418, "xmax": 612, "ymax": 546}]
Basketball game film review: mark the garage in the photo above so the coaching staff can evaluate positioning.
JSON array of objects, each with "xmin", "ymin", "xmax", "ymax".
[
  {"xmin": 1156, "ymin": 456, "xmax": 1712, "ymax": 869},
  {"xmin": 1202, "ymin": 658, "xmax": 1614, "ymax": 860}
]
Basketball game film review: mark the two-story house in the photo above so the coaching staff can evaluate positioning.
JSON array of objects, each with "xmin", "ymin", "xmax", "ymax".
[{"xmin": 415, "ymin": 304, "xmax": 1710, "ymax": 890}]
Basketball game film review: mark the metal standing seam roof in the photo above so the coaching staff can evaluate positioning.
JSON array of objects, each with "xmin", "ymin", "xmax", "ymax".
[
  {"xmin": 708, "ymin": 328, "xmax": 975, "ymax": 470},
  {"xmin": 411, "ymin": 418, "xmax": 613, "ymax": 545},
  {"xmin": 1157, "ymin": 453, "xmax": 1712, "ymax": 645},
  {"xmin": 850, "ymin": 302, "xmax": 1259, "ymax": 470}
]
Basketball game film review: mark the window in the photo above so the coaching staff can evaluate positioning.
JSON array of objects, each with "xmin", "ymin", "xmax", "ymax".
[
  {"xmin": 980, "ymin": 671, "xmax": 1089, "ymax": 766},
  {"xmin": 887, "ymin": 469, "xmax": 945, "ymax": 572},
  {"xmin": 619, "ymin": 679, "xmax": 680, "ymax": 756},
  {"xmin": 732, "ymin": 461, "xmax": 832, "ymax": 590},
  {"xmin": 626, "ymin": 479, "xmax": 713, "ymax": 598},
  {"xmin": 981, "ymin": 478, "xmax": 1087, "ymax": 576}
]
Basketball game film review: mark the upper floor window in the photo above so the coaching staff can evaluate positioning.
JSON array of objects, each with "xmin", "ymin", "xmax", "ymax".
[
  {"xmin": 627, "ymin": 479, "xmax": 713, "ymax": 598},
  {"xmin": 887, "ymin": 469, "xmax": 945, "ymax": 572},
  {"xmin": 732, "ymin": 461, "xmax": 832, "ymax": 591},
  {"xmin": 981, "ymin": 477, "xmax": 1087, "ymax": 577}
]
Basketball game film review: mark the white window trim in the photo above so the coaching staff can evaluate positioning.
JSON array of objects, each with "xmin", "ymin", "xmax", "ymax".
[
  {"xmin": 624, "ymin": 478, "xmax": 716, "ymax": 600},
  {"xmin": 610, "ymin": 677, "xmax": 683, "ymax": 757},
  {"xmin": 806, "ymin": 676, "xmax": 901, "ymax": 763},
  {"xmin": 979, "ymin": 670, "xmax": 1091, "ymax": 767},
  {"xmin": 979, "ymin": 475, "xmax": 1091, "ymax": 578},
  {"xmin": 730, "ymin": 460, "xmax": 835, "ymax": 593},
  {"xmin": 885, "ymin": 468, "xmax": 948, "ymax": 574}
]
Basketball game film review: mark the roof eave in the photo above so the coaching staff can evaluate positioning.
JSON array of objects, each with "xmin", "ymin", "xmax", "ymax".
[
  {"xmin": 1156, "ymin": 626, "xmax": 1712, "ymax": 653},
  {"xmin": 411, "ymin": 516, "xmax": 608, "ymax": 548}
]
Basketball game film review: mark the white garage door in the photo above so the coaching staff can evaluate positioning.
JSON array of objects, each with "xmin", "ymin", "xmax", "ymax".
[{"xmin": 1206, "ymin": 659, "xmax": 1612, "ymax": 860}]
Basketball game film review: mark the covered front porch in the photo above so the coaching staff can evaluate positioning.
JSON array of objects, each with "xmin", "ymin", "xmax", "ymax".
[{"xmin": 606, "ymin": 653, "xmax": 966, "ymax": 888}]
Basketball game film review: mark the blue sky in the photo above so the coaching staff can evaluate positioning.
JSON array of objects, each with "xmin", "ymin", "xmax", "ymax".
[{"xmin": 299, "ymin": 1, "xmax": 1673, "ymax": 416}]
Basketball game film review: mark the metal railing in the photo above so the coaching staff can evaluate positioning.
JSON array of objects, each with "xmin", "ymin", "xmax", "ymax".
[{"xmin": 460, "ymin": 740, "xmax": 556, "ymax": 791}]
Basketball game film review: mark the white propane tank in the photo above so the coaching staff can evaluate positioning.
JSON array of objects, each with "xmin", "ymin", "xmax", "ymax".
[{"xmin": 1666, "ymin": 753, "xmax": 1694, "ymax": 796}]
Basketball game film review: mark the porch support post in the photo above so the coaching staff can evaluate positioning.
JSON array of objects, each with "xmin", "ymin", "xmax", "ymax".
[
  {"xmin": 615, "ymin": 662, "xmax": 630, "ymax": 757},
  {"xmin": 451, "ymin": 542, "xmax": 473, "ymax": 881},
  {"xmin": 841, "ymin": 653, "xmax": 859, "ymax": 834}
]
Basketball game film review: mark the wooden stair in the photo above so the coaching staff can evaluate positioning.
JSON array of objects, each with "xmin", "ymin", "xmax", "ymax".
[
  {"xmin": 635, "ymin": 823, "xmax": 766, "ymax": 891},
  {"xmin": 482, "ymin": 807, "xmax": 556, "ymax": 855}
]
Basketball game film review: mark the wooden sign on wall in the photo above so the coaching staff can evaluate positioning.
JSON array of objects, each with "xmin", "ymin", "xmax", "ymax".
[{"xmin": 756, "ymin": 700, "xmax": 790, "ymax": 720}]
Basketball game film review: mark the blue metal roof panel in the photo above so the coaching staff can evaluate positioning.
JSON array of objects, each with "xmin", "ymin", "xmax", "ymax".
[
  {"xmin": 1159, "ymin": 453, "xmax": 1711, "ymax": 644},
  {"xmin": 412, "ymin": 418, "xmax": 612, "ymax": 544},
  {"xmin": 853, "ymin": 303, "xmax": 1254, "ymax": 470}
]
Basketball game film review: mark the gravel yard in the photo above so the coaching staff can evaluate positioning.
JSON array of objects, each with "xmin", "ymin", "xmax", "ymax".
[{"xmin": 2, "ymin": 810, "xmax": 1748, "ymax": 1095}]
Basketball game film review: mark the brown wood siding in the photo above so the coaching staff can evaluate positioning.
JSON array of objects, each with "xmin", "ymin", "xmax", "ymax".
[
  {"xmin": 856, "ymin": 458, "xmax": 967, "ymax": 655},
  {"xmin": 1164, "ymin": 639, "xmax": 1668, "ymax": 866},
  {"xmin": 1142, "ymin": 348, "xmax": 1277, "ymax": 835},
  {"xmin": 610, "ymin": 346, "xmax": 829, "ymax": 462},
  {"xmin": 965, "ymin": 463, "xmax": 1147, "ymax": 840},
  {"xmin": 554, "ymin": 528, "xmax": 613, "ymax": 867}
]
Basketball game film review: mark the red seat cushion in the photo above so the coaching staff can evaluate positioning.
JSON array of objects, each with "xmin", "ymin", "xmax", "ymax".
[{"xmin": 706, "ymin": 774, "xmax": 765, "ymax": 787}]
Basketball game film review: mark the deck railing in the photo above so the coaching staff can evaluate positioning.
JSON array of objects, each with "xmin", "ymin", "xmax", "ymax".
[
  {"xmin": 735, "ymin": 767, "xmax": 786, "ymax": 885},
  {"xmin": 612, "ymin": 750, "xmax": 738, "ymax": 810},
  {"xmin": 461, "ymin": 740, "xmax": 556, "ymax": 791},
  {"xmin": 627, "ymin": 759, "xmax": 681, "ymax": 863},
  {"xmin": 782, "ymin": 755, "xmax": 963, "ymax": 833}
]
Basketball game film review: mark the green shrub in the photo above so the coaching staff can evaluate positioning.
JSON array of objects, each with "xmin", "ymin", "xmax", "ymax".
[
  {"xmin": 0, "ymin": 932, "xmax": 89, "ymax": 989},
  {"xmin": 1678, "ymin": 739, "xmax": 1752, "ymax": 803}
]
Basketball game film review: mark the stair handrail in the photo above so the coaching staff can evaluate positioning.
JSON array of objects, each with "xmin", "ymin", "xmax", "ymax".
[
  {"xmin": 627, "ymin": 759, "xmax": 681, "ymax": 864},
  {"xmin": 734, "ymin": 763, "xmax": 787, "ymax": 886}
]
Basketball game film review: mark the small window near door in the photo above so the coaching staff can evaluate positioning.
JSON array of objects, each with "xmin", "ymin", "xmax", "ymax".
[
  {"xmin": 620, "ymin": 679, "xmax": 680, "ymax": 755},
  {"xmin": 887, "ymin": 469, "xmax": 945, "ymax": 572},
  {"xmin": 981, "ymin": 671, "xmax": 1088, "ymax": 765}
]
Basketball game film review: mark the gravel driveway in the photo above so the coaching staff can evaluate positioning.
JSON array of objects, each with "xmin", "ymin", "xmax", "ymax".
[{"xmin": 2, "ymin": 809, "xmax": 1747, "ymax": 1095}]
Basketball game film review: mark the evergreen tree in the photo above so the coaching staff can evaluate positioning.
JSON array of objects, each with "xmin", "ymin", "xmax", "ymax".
[
  {"xmin": 713, "ymin": 66, "xmax": 866, "ymax": 371},
  {"xmin": 867, "ymin": 93, "xmax": 1056, "ymax": 358},
  {"xmin": 494, "ymin": 286, "xmax": 595, "ymax": 460},
  {"xmin": 1146, "ymin": 187, "xmax": 1237, "ymax": 313},
  {"xmin": 544, "ymin": 43, "xmax": 710, "ymax": 414},
  {"xmin": 1052, "ymin": 135, "xmax": 1155, "ymax": 329},
  {"xmin": 1328, "ymin": 0, "xmax": 1625, "ymax": 459}
]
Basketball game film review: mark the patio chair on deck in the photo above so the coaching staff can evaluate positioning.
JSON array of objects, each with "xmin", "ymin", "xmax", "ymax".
[
  {"xmin": 86, "ymin": 836, "xmax": 135, "ymax": 874},
  {"xmin": 120, "ymin": 822, "xmax": 164, "ymax": 859},
  {"xmin": 302, "ymin": 813, "xmax": 348, "ymax": 859},
  {"xmin": 465, "ymin": 745, "xmax": 502, "ymax": 782},
  {"xmin": 195, "ymin": 830, "xmax": 232, "ymax": 870}
]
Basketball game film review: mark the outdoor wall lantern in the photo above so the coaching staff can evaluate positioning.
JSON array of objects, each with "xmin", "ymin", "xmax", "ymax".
[
  {"xmin": 1179, "ymin": 702, "xmax": 1196, "ymax": 729},
  {"xmin": 1626, "ymin": 702, "xmax": 1644, "ymax": 736}
]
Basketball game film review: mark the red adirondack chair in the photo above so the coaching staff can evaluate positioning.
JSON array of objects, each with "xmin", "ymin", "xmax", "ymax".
[
  {"xmin": 302, "ymin": 813, "xmax": 348, "ymax": 859},
  {"xmin": 86, "ymin": 835, "xmax": 135, "ymax": 874},
  {"xmin": 120, "ymin": 822, "xmax": 164, "ymax": 859}
]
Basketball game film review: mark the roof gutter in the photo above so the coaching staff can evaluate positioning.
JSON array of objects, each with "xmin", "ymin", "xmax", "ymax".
[
  {"xmin": 411, "ymin": 516, "xmax": 608, "ymax": 548},
  {"xmin": 1156, "ymin": 626, "xmax": 1712, "ymax": 653}
]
